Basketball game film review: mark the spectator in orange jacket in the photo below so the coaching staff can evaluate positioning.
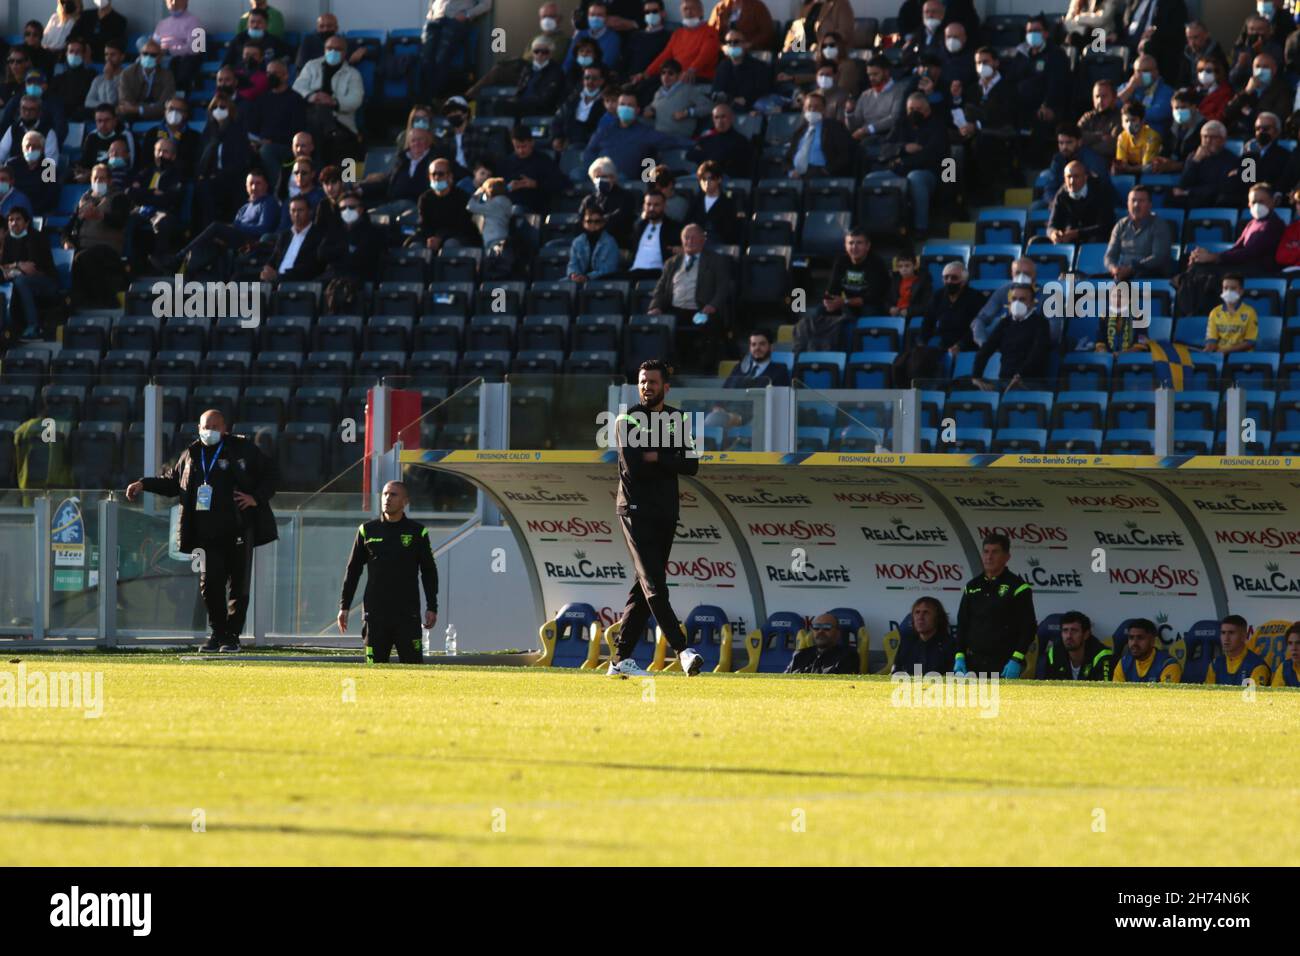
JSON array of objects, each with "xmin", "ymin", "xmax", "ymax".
[
  {"xmin": 636, "ymin": 0, "xmax": 721, "ymax": 83},
  {"xmin": 707, "ymin": 0, "xmax": 775, "ymax": 52}
]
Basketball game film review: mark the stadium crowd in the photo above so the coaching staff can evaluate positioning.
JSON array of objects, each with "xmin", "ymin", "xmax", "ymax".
[{"xmin": 4, "ymin": 0, "xmax": 1300, "ymax": 487}]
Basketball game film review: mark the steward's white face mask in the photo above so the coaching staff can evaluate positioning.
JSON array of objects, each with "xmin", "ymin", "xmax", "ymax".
[{"xmin": 199, "ymin": 428, "xmax": 222, "ymax": 446}]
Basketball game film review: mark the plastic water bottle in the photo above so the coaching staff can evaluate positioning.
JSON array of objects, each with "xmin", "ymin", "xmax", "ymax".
[
  {"xmin": 444, "ymin": 624, "xmax": 458, "ymax": 656},
  {"xmin": 421, "ymin": 626, "xmax": 431, "ymax": 659}
]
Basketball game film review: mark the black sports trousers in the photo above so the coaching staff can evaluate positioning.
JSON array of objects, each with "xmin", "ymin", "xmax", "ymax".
[
  {"xmin": 197, "ymin": 533, "xmax": 254, "ymax": 642},
  {"xmin": 614, "ymin": 514, "xmax": 688, "ymax": 662},
  {"xmin": 363, "ymin": 616, "xmax": 423, "ymax": 664}
]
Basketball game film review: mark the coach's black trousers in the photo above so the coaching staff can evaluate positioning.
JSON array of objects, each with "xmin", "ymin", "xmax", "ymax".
[
  {"xmin": 363, "ymin": 616, "xmax": 423, "ymax": 664},
  {"xmin": 615, "ymin": 514, "xmax": 687, "ymax": 662},
  {"xmin": 197, "ymin": 533, "xmax": 254, "ymax": 642}
]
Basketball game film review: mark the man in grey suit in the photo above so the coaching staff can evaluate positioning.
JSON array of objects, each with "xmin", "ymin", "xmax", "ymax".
[{"xmin": 648, "ymin": 223, "xmax": 731, "ymax": 374}]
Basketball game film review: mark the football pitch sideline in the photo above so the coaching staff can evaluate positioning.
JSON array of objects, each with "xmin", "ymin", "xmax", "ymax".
[{"xmin": 1, "ymin": 657, "xmax": 1297, "ymax": 867}]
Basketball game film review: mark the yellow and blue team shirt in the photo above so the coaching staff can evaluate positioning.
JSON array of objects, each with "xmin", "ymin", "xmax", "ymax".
[
  {"xmin": 1114, "ymin": 125, "xmax": 1162, "ymax": 167},
  {"xmin": 1205, "ymin": 302, "xmax": 1258, "ymax": 349},
  {"xmin": 1205, "ymin": 648, "xmax": 1271, "ymax": 686},
  {"xmin": 1113, "ymin": 647, "xmax": 1181, "ymax": 683},
  {"xmin": 1271, "ymin": 658, "xmax": 1300, "ymax": 687}
]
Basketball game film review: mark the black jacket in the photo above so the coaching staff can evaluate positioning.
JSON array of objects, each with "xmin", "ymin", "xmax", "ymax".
[
  {"xmin": 921, "ymin": 285, "xmax": 983, "ymax": 350},
  {"xmin": 723, "ymin": 355, "xmax": 791, "ymax": 387},
  {"xmin": 712, "ymin": 55, "xmax": 774, "ymax": 109},
  {"xmin": 339, "ymin": 515, "xmax": 439, "ymax": 620},
  {"xmin": 975, "ymin": 311, "xmax": 1051, "ymax": 380},
  {"xmin": 630, "ymin": 216, "xmax": 679, "ymax": 266},
  {"xmin": 684, "ymin": 190, "xmax": 741, "ymax": 246},
  {"xmin": 1047, "ymin": 176, "xmax": 1117, "ymax": 242},
  {"xmin": 892, "ymin": 631, "xmax": 957, "ymax": 675},
  {"xmin": 954, "ymin": 568, "xmax": 1038, "ymax": 666},
  {"xmin": 784, "ymin": 117, "xmax": 854, "ymax": 177},
  {"xmin": 1042, "ymin": 634, "xmax": 1115, "ymax": 680},
  {"xmin": 554, "ymin": 89, "xmax": 607, "ymax": 148},
  {"xmin": 688, "ymin": 127, "xmax": 756, "ymax": 180},
  {"xmin": 381, "ymin": 148, "xmax": 437, "ymax": 204},
  {"xmin": 321, "ymin": 217, "xmax": 385, "ymax": 283},
  {"xmin": 267, "ymin": 224, "xmax": 329, "ymax": 281},
  {"xmin": 615, "ymin": 403, "xmax": 700, "ymax": 523},
  {"xmin": 514, "ymin": 60, "xmax": 566, "ymax": 117},
  {"xmin": 786, "ymin": 642, "xmax": 859, "ymax": 675},
  {"xmin": 139, "ymin": 432, "xmax": 278, "ymax": 554},
  {"xmin": 126, "ymin": 164, "xmax": 186, "ymax": 215}
]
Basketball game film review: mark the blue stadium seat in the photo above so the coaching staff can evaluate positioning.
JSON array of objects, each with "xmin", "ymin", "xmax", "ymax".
[
  {"xmin": 850, "ymin": 316, "xmax": 904, "ymax": 351},
  {"xmin": 1113, "ymin": 353, "xmax": 1155, "ymax": 389},
  {"xmin": 1058, "ymin": 353, "xmax": 1112, "ymax": 391},
  {"xmin": 545, "ymin": 602, "xmax": 603, "ymax": 667},
  {"xmin": 1106, "ymin": 390, "xmax": 1156, "ymax": 429},
  {"xmin": 845, "ymin": 351, "xmax": 896, "ymax": 388},
  {"xmin": 1216, "ymin": 428, "xmax": 1271, "ymax": 454},
  {"xmin": 968, "ymin": 243, "xmax": 1020, "ymax": 280},
  {"xmin": 792, "ymin": 351, "xmax": 846, "ymax": 389},
  {"xmin": 1051, "ymin": 391, "xmax": 1108, "ymax": 430},
  {"xmin": 751, "ymin": 611, "xmax": 806, "ymax": 673},
  {"xmin": 1226, "ymin": 351, "xmax": 1280, "ymax": 388},
  {"xmin": 797, "ymin": 426, "xmax": 831, "ymax": 451},
  {"xmin": 1101, "ymin": 428, "xmax": 1155, "ymax": 453},
  {"xmin": 1243, "ymin": 277, "xmax": 1285, "ymax": 315},
  {"xmin": 1274, "ymin": 391, "xmax": 1300, "ymax": 431},
  {"xmin": 920, "ymin": 242, "xmax": 971, "ymax": 285},
  {"xmin": 1174, "ymin": 391, "xmax": 1218, "ymax": 430},
  {"xmin": 953, "ymin": 427, "xmax": 992, "ymax": 452},
  {"xmin": 975, "ymin": 208, "xmax": 1027, "ymax": 244},
  {"xmin": 944, "ymin": 390, "xmax": 999, "ymax": 429},
  {"xmin": 992, "ymin": 427, "xmax": 1047, "ymax": 452},
  {"xmin": 1273, "ymin": 429, "xmax": 1300, "ymax": 452},
  {"xmin": 1180, "ymin": 317, "xmax": 1206, "ymax": 351},
  {"xmin": 1073, "ymin": 242, "xmax": 1108, "ymax": 277},
  {"xmin": 1025, "ymin": 244, "xmax": 1074, "ymax": 283},
  {"xmin": 681, "ymin": 605, "xmax": 733, "ymax": 673},
  {"xmin": 995, "ymin": 390, "xmax": 1052, "ymax": 428},
  {"xmin": 1186, "ymin": 351, "xmax": 1223, "ymax": 390},
  {"xmin": 1256, "ymin": 315, "xmax": 1283, "ymax": 352},
  {"xmin": 1173, "ymin": 429, "xmax": 1214, "ymax": 453}
]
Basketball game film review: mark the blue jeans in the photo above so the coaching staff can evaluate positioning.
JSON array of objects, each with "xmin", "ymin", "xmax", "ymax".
[
  {"xmin": 8, "ymin": 272, "xmax": 60, "ymax": 333},
  {"xmin": 865, "ymin": 169, "xmax": 937, "ymax": 232},
  {"xmin": 421, "ymin": 18, "xmax": 471, "ymax": 98}
]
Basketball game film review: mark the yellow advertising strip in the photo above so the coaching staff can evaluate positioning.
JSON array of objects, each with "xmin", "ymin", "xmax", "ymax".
[{"xmin": 403, "ymin": 449, "xmax": 1300, "ymax": 470}]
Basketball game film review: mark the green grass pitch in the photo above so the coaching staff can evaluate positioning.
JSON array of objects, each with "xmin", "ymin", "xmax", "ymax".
[{"xmin": 2, "ymin": 657, "xmax": 1297, "ymax": 866}]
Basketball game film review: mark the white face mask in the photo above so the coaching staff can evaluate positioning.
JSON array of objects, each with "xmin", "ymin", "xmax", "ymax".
[
  {"xmin": 945, "ymin": 37, "xmax": 962, "ymax": 53},
  {"xmin": 815, "ymin": 75, "xmax": 834, "ymax": 89},
  {"xmin": 803, "ymin": 110, "xmax": 822, "ymax": 125},
  {"xmin": 681, "ymin": 16, "xmax": 701, "ymax": 28},
  {"xmin": 1221, "ymin": 290, "xmax": 1241, "ymax": 305},
  {"xmin": 341, "ymin": 207, "xmax": 360, "ymax": 224},
  {"xmin": 95, "ymin": 0, "xmax": 111, "ymax": 8},
  {"xmin": 1250, "ymin": 201, "xmax": 1270, "ymax": 220},
  {"xmin": 199, "ymin": 428, "xmax": 221, "ymax": 446},
  {"xmin": 91, "ymin": 181, "xmax": 108, "ymax": 196},
  {"xmin": 924, "ymin": 18, "xmax": 943, "ymax": 32},
  {"xmin": 540, "ymin": 16, "xmax": 557, "ymax": 32},
  {"xmin": 211, "ymin": 108, "xmax": 229, "ymax": 122},
  {"xmin": 977, "ymin": 63, "xmax": 994, "ymax": 79},
  {"xmin": 165, "ymin": 109, "xmax": 183, "ymax": 126},
  {"xmin": 1198, "ymin": 70, "xmax": 1215, "ymax": 87},
  {"xmin": 821, "ymin": 45, "xmax": 838, "ymax": 60},
  {"xmin": 1012, "ymin": 271, "xmax": 1033, "ymax": 285},
  {"xmin": 1008, "ymin": 300, "xmax": 1029, "ymax": 319}
]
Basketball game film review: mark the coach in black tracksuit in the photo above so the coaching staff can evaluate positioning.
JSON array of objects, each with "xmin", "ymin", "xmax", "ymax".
[
  {"xmin": 954, "ymin": 532, "xmax": 1037, "ymax": 677},
  {"xmin": 612, "ymin": 359, "xmax": 700, "ymax": 668},
  {"xmin": 338, "ymin": 480, "xmax": 439, "ymax": 664},
  {"xmin": 125, "ymin": 408, "xmax": 278, "ymax": 652}
]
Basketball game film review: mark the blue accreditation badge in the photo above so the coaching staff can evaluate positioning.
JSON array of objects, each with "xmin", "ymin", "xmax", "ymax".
[{"xmin": 196, "ymin": 482, "xmax": 213, "ymax": 511}]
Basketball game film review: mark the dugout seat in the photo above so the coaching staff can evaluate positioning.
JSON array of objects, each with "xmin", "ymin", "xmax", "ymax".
[
  {"xmin": 829, "ymin": 606, "xmax": 868, "ymax": 674},
  {"xmin": 1180, "ymin": 619, "xmax": 1221, "ymax": 684},
  {"xmin": 535, "ymin": 602, "xmax": 605, "ymax": 669},
  {"xmin": 742, "ymin": 611, "xmax": 806, "ymax": 673}
]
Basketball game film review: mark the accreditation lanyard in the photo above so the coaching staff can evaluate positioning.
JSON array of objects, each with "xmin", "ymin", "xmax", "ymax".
[{"xmin": 195, "ymin": 439, "xmax": 223, "ymax": 511}]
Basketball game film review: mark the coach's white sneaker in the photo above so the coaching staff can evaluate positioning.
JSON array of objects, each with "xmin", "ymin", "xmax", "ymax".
[
  {"xmin": 679, "ymin": 648, "xmax": 703, "ymax": 676},
  {"xmin": 606, "ymin": 658, "xmax": 648, "ymax": 678}
]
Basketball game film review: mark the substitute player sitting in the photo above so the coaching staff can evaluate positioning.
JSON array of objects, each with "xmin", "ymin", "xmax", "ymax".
[
  {"xmin": 1205, "ymin": 615, "xmax": 1271, "ymax": 686},
  {"xmin": 1112, "ymin": 617, "xmax": 1180, "ymax": 683}
]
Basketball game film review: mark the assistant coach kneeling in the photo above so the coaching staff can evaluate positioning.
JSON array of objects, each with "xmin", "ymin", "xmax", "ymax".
[{"xmin": 126, "ymin": 409, "xmax": 279, "ymax": 652}]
